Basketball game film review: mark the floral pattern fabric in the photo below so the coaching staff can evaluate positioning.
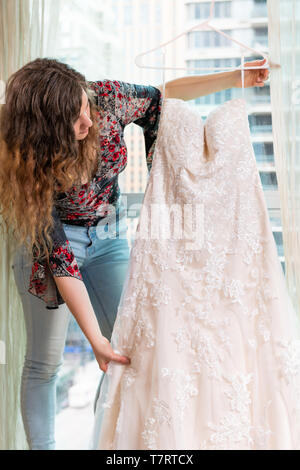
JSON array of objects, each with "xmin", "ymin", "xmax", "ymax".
[{"xmin": 28, "ymin": 80, "xmax": 162, "ymax": 309}]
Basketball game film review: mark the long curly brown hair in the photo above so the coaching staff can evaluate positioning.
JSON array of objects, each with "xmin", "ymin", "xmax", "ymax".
[{"xmin": 0, "ymin": 58, "xmax": 100, "ymax": 263}]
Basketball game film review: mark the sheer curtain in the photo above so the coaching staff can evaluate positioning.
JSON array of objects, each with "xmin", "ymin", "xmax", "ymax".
[
  {"xmin": 0, "ymin": 0, "xmax": 61, "ymax": 450},
  {"xmin": 267, "ymin": 0, "xmax": 300, "ymax": 316}
]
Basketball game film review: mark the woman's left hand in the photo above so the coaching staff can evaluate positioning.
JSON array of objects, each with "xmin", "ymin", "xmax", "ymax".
[{"xmin": 235, "ymin": 58, "xmax": 270, "ymax": 88}]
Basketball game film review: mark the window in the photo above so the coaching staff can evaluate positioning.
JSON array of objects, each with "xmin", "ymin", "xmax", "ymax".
[
  {"xmin": 187, "ymin": 2, "xmax": 207, "ymax": 20},
  {"xmin": 252, "ymin": 84, "xmax": 271, "ymax": 103},
  {"xmin": 187, "ymin": 2, "xmax": 231, "ymax": 20},
  {"xmin": 252, "ymin": 0, "xmax": 268, "ymax": 17},
  {"xmin": 254, "ymin": 26, "xmax": 268, "ymax": 37},
  {"xmin": 187, "ymin": 30, "xmax": 233, "ymax": 48},
  {"xmin": 273, "ymin": 231, "xmax": 284, "ymax": 257},
  {"xmin": 194, "ymin": 88, "xmax": 232, "ymax": 106},
  {"xmin": 249, "ymin": 114, "xmax": 272, "ymax": 133},
  {"xmin": 215, "ymin": 1, "xmax": 231, "ymax": 18},
  {"xmin": 253, "ymin": 26, "xmax": 268, "ymax": 47},
  {"xmin": 187, "ymin": 58, "xmax": 241, "ymax": 74},
  {"xmin": 259, "ymin": 171, "xmax": 278, "ymax": 191},
  {"xmin": 253, "ymin": 142, "xmax": 274, "ymax": 165}
]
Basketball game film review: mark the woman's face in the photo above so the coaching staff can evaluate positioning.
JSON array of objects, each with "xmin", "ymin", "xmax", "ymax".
[{"xmin": 73, "ymin": 89, "xmax": 93, "ymax": 140}]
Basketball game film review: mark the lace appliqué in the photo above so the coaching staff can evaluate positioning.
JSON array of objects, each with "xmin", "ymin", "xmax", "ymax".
[
  {"xmin": 142, "ymin": 398, "xmax": 172, "ymax": 450},
  {"xmin": 200, "ymin": 373, "xmax": 273, "ymax": 450}
]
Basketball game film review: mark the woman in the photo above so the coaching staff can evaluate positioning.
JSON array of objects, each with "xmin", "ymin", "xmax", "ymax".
[{"xmin": 0, "ymin": 57, "xmax": 269, "ymax": 450}]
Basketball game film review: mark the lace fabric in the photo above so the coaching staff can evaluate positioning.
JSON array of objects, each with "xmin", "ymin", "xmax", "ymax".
[{"xmin": 90, "ymin": 98, "xmax": 300, "ymax": 450}]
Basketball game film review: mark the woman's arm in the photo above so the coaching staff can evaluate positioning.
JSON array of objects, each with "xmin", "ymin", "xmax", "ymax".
[
  {"xmin": 37, "ymin": 207, "xmax": 130, "ymax": 372},
  {"xmin": 54, "ymin": 275, "xmax": 130, "ymax": 372},
  {"xmin": 54, "ymin": 276, "xmax": 103, "ymax": 347},
  {"xmin": 157, "ymin": 58, "xmax": 269, "ymax": 101}
]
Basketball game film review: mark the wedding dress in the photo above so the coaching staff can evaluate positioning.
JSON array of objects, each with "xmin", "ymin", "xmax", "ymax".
[{"xmin": 89, "ymin": 97, "xmax": 300, "ymax": 450}]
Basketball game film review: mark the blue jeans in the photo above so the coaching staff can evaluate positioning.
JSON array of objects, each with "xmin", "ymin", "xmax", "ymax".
[{"xmin": 12, "ymin": 211, "xmax": 130, "ymax": 450}]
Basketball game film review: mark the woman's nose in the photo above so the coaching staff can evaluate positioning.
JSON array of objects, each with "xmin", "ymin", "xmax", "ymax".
[{"xmin": 83, "ymin": 114, "xmax": 93, "ymax": 127}]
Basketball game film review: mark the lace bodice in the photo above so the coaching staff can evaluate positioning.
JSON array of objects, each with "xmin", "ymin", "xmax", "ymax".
[{"xmin": 158, "ymin": 98, "xmax": 248, "ymax": 177}]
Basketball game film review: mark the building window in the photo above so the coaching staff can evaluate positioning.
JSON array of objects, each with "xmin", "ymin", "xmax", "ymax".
[
  {"xmin": 253, "ymin": 142, "xmax": 274, "ymax": 165},
  {"xmin": 252, "ymin": 0, "xmax": 268, "ymax": 18},
  {"xmin": 253, "ymin": 26, "xmax": 268, "ymax": 47},
  {"xmin": 187, "ymin": 58, "xmax": 240, "ymax": 74},
  {"xmin": 249, "ymin": 114, "xmax": 272, "ymax": 133},
  {"xmin": 188, "ymin": 30, "xmax": 233, "ymax": 48},
  {"xmin": 215, "ymin": 1, "xmax": 231, "ymax": 18},
  {"xmin": 273, "ymin": 231, "xmax": 284, "ymax": 256},
  {"xmin": 194, "ymin": 88, "xmax": 233, "ymax": 106},
  {"xmin": 252, "ymin": 84, "xmax": 271, "ymax": 103},
  {"xmin": 187, "ymin": 2, "xmax": 231, "ymax": 20},
  {"xmin": 249, "ymin": 114, "xmax": 272, "ymax": 132},
  {"xmin": 259, "ymin": 171, "xmax": 278, "ymax": 191}
]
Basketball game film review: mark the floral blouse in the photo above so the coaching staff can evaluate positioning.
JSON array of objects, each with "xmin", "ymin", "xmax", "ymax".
[{"xmin": 28, "ymin": 79, "xmax": 162, "ymax": 309}]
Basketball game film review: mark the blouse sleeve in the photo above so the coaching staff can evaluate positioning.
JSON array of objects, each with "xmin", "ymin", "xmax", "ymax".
[
  {"xmin": 28, "ymin": 205, "xmax": 83, "ymax": 309},
  {"xmin": 88, "ymin": 79, "xmax": 162, "ymax": 172}
]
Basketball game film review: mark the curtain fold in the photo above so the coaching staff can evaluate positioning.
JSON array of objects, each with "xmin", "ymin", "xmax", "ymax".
[
  {"xmin": 0, "ymin": 0, "xmax": 61, "ymax": 450},
  {"xmin": 267, "ymin": 0, "xmax": 300, "ymax": 316}
]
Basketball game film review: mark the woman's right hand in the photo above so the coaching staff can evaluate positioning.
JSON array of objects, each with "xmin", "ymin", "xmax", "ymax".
[
  {"xmin": 52, "ymin": 277, "xmax": 131, "ymax": 373},
  {"xmin": 92, "ymin": 336, "xmax": 131, "ymax": 373}
]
